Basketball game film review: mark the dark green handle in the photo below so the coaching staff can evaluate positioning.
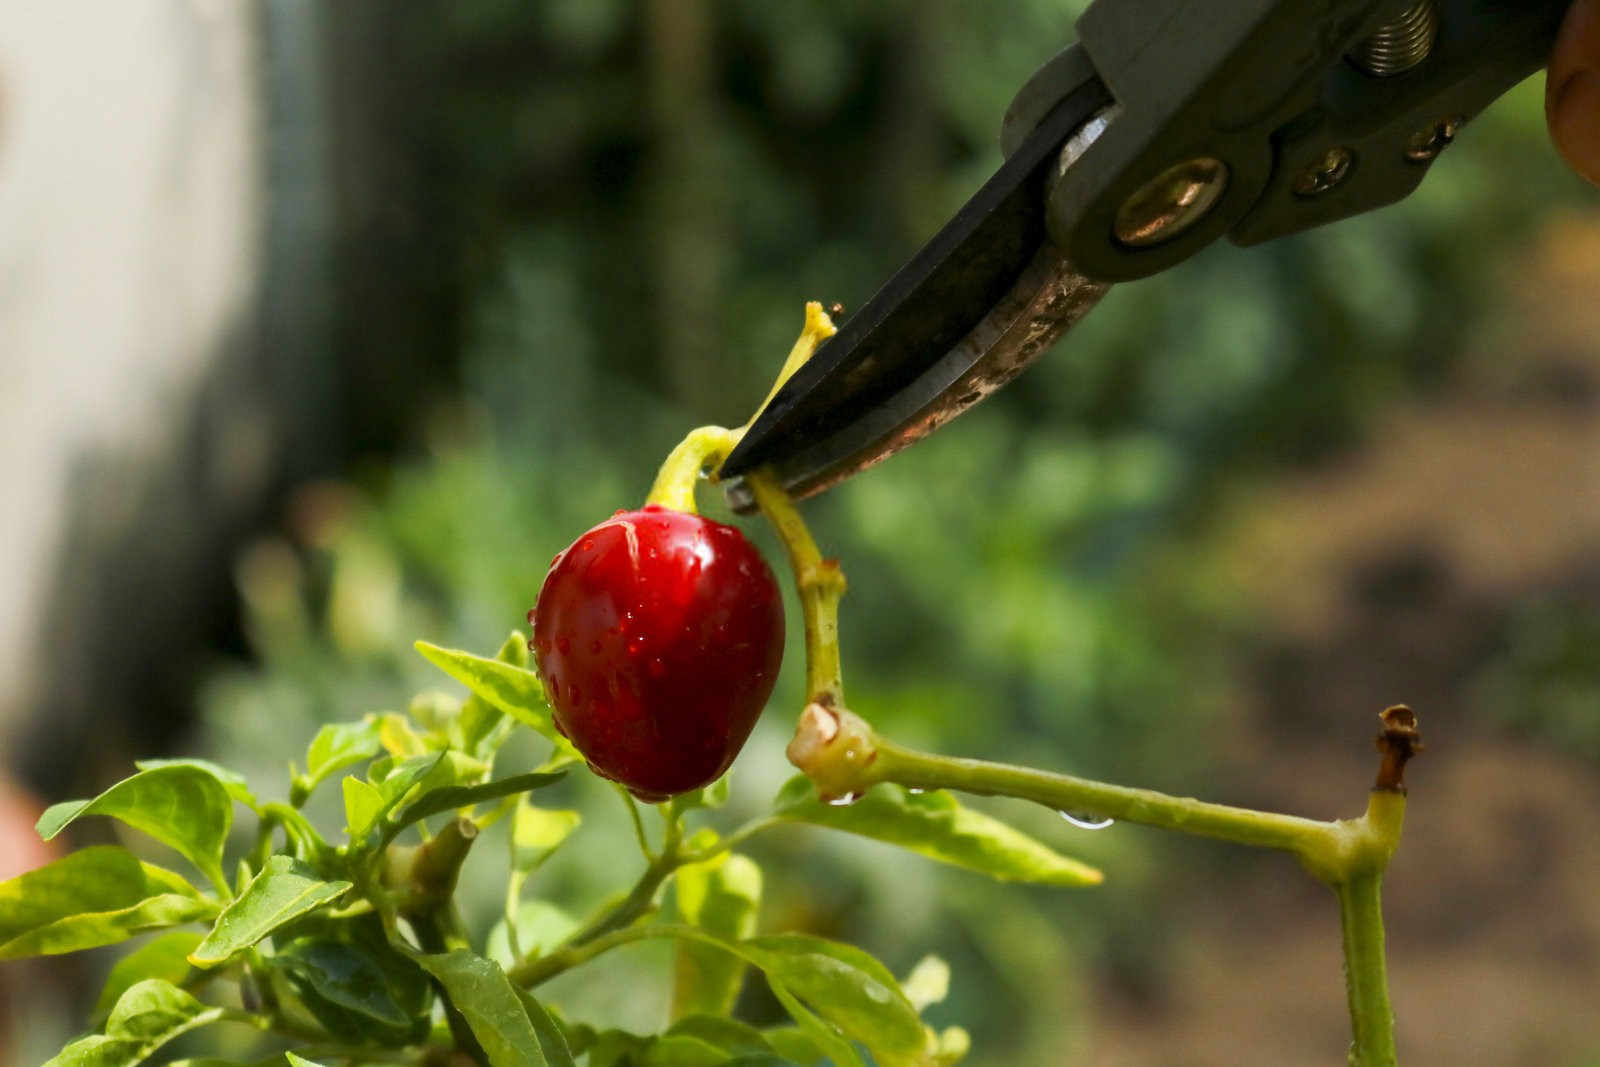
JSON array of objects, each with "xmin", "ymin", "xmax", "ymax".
[{"xmin": 1010, "ymin": 0, "xmax": 1570, "ymax": 281}]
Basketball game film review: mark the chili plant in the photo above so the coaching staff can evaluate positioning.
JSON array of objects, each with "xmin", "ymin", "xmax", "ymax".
[{"xmin": 4, "ymin": 305, "xmax": 1418, "ymax": 1067}]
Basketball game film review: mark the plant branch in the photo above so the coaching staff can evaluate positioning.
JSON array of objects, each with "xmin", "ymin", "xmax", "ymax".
[
  {"xmin": 786, "ymin": 703, "xmax": 1417, "ymax": 1063},
  {"xmin": 678, "ymin": 814, "xmax": 785, "ymax": 865},
  {"xmin": 392, "ymin": 818, "xmax": 485, "ymax": 1065},
  {"xmin": 509, "ymin": 922, "xmax": 723, "ymax": 989},
  {"xmin": 616, "ymin": 783, "xmax": 657, "ymax": 861},
  {"xmin": 1340, "ymin": 871, "xmax": 1397, "ymax": 1067}
]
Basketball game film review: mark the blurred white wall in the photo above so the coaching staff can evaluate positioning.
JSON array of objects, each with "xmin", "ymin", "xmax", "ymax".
[{"xmin": 0, "ymin": 0, "xmax": 259, "ymax": 741}]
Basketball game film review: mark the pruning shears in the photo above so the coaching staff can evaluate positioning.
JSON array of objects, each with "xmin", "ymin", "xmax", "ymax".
[{"xmin": 718, "ymin": 0, "xmax": 1570, "ymax": 509}]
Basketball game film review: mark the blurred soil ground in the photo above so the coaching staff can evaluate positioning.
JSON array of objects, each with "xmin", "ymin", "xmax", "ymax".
[{"xmin": 1088, "ymin": 216, "xmax": 1600, "ymax": 1066}]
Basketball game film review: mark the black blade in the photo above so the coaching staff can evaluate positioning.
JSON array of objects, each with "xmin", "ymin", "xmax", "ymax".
[{"xmin": 719, "ymin": 75, "xmax": 1113, "ymax": 482}]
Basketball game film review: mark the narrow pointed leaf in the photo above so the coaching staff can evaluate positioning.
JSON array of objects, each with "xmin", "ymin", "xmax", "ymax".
[
  {"xmin": 642, "ymin": 926, "xmax": 899, "ymax": 1067},
  {"xmin": 516, "ymin": 988, "xmax": 576, "ymax": 1067},
  {"xmin": 775, "ymin": 778, "xmax": 1102, "ymax": 887},
  {"xmin": 274, "ymin": 936, "xmax": 432, "ymax": 1039},
  {"xmin": 189, "ymin": 856, "xmax": 351, "ymax": 966},
  {"xmin": 414, "ymin": 641, "xmax": 558, "ymax": 740},
  {"xmin": 663, "ymin": 1016, "xmax": 783, "ymax": 1058},
  {"xmin": 410, "ymin": 949, "xmax": 552, "ymax": 1066},
  {"xmin": 0, "ymin": 847, "xmax": 213, "ymax": 959},
  {"xmin": 457, "ymin": 631, "xmax": 528, "ymax": 758},
  {"xmin": 134, "ymin": 760, "xmax": 256, "ymax": 809},
  {"xmin": 743, "ymin": 934, "xmax": 925, "ymax": 1065},
  {"xmin": 767, "ymin": 983, "xmax": 865, "ymax": 1067},
  {"xmin": 762, "ymin": 1027, "xmax": 827, "ymax": 1065},
  {"xmin": 342, "ymin": 777, "xmax": 384, "ymax": 839},
  {"xmin": 93, "ymin": 930, "xmax": 205, "ymax": 1021},
  {"xmin": 44, "ymin": 979, "xmax": 224, "ymax": 1067},
  {"xmin": 634, "ymin": 1035, "xmax": 732, "ymax": 1065},
  {"xmin": 37, "ymin": 765, "xmax": 235, "ymax": 892},
  {"xmin": 286, "ymin": 1055, "xmax": 328, "ymax": 1067},
  {"xmin": 390, "ymin": 770, "xmax": 567, "ymax": 833}
]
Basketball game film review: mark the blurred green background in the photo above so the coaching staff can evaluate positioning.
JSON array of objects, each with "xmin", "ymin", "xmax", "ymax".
[{"xmin": 5, "ymin": 1, "xmax": 1600, "ymax": 1064}]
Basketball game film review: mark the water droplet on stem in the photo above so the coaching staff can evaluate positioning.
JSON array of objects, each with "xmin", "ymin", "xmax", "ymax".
[{"xmin": 1059, "ymin": 811, "xmax": 1114, "ymax": 830}]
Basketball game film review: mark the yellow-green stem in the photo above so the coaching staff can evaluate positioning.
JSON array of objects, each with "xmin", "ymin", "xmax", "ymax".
[
  {"xmin": 646, "ymin": 426, "xmax": 739, "ymax": 513},
  {"xmin": 744, "ymin": 300, "xmax": 837, "ymax": 425},
  {"xmin": 786, "ymin": 705, "xmax": 1410, "ymax": 1063},
  {"xmin": 743, "ymin": 471, "xmax": 846, "ymax": 706},
  {"xmin": 643, "ymin": 301, "xmax": 837, "ymax": 515},
  {"xmin": 1340, "ymin": 872, "xmax": 1397, "ymax": 1067}
]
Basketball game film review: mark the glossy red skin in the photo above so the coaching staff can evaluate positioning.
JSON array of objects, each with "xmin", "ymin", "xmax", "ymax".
[{"xmin": 530, "ymin": 505, "xmax": 784, "ymax": 800}]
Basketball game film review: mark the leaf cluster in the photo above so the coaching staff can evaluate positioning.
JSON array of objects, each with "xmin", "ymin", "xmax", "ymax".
[{"xmin": 6, "ymin": 631, "xmax": 1098, "ymax": 1067}]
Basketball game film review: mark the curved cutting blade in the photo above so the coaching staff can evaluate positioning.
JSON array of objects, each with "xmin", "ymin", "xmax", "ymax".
[{"xmin": 719, "ymin": 71, "xmax": 1114, "ymax": 511}]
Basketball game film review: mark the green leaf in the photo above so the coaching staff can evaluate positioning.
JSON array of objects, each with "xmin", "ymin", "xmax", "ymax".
[
  {"xmin": 93, "ymin": 930, "xmax": 205, "ymax": 1021},
  {"xmin": 672, "ymin": 852, "xmax": 762, "ymax": 1019},
  {"xmin": 458, "ymin": 631, "xmax": 530, "ymax": 758},
  {"xmin": 743, "ymin": 934, "xmax": 925, "ymax": 1066},
  {"xmin": 189, "ymin": 856, "xmax": 351, "ymax": 967},
  {"xmin": 516, "ymin": 988, "xmax": 577, "ymax": 1067},
  {"xmin": 303, "ymin": 719, "xmax": 382, "ymax": 792},
  {"xmin": 341, "ymin": 777, "xmax": 384, "ymax": 840},
  {"xmin": 285, "ymin": 1055, "xmax": 328, "ymax": 1067},
  {"xmin": 511, "ymin": 804, "xmax": 582, "ymax": 872},
  {"xmin": 766, "ymin": 983, "xmax": 864, "ymax": 1067},
  {"xmin": 775, "ymin": 778, "xmax": 1102, "ymax": 887},
  {"xmin": 377, "ymin": 712, "xmax": 430, "ymax": 758},
  {"xmin": 900, "ymin": 955, "xmax": 950, "ymax": 1013},
  {"xmin": 346, "ymin": 751, "xmax": 447, "ymax": 844},
  {"xmin": 487, "ymin": 900, "xmax": 579, "ymax": 970},
  {"xmin": 0, "ymin": 847, "xmax": 214, "ymax": 960},
  {"xmin": 662, "ymin": 1016, "xmax": 782, "ymax": 1059},
  {"xmin": 648, "ymin": 926, "xmax": 905, "ymax": 1067},
  {"xmin": 274, "ymin": 936, "xmax": 432, "ymax": 1044},
  {"xmin": 498, "ymin": 802, "xmax": 584, "ymax": 963},
  {"xmin": 414, "ymin": 640, "xmax": 559, "ymax": 740},
  {"xmin": 635, "ymin": 1035, "xmax": 735, "ymax": 1066},
  {"xmin": 390, "ymin": 770, "xmax": 567, "ymax": 834},
  {"xmin": 409, "ymin": 949, "xmax": 555, "ymax": 1066},
  {"xmin": 668, "ymin": 773, "xmax": 732, "ymax": 820},
  {"xmin": 37, "ymin": 765, "xmax": 236, "ymax": 893},
  {"xmin": 583, "ymin": 1030, "xmax": 648, "ymax": 1067},
  {"xmin": 134, "ymin": 760, "xmax": 257, "ymax": 809},
  {"xmin": 44, "ymin": 979, "xmax": 225, "ymax": 1067},
  {"xmin": 761, "ymin": 1026, "xmax": 827, "ymax": 1066},
  {"xmin": 378, "ymin": 751, "xmax": 475, "ymax": 803}
]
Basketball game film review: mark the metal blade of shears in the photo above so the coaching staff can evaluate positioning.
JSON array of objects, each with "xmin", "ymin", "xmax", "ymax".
[{"xmin": 719, "ymin": 74, "xmax": 1114, "ymax": 511}]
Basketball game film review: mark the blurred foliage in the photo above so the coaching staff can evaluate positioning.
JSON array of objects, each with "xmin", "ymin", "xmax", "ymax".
[{"xmin": 193, "ymin": 2, "xmax": 1596, "ymax": 1063}]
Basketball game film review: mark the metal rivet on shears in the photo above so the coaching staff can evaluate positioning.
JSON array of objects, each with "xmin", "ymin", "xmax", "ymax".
[
  {"xmin": 1404, "ymin": 115, "xmax": 1464, "ymax": 162},
  {"xmin": 1111, "ymin": 156, "xmax": 1230, "ymax": 248},
  {"xmin": 1292, "ymin": 146, "xmax": 1354, "ymax": 197}
]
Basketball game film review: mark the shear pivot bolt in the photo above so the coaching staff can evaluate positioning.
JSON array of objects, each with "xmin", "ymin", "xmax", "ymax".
[{"xmin": 1112, "ymin": 157, "xmax": 1229, "ymax": 248}]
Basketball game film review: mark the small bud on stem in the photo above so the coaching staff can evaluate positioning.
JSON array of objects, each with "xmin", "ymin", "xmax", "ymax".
[{"xmin": 786, "ymin": 703, "xmax": 880, "ymax": 802}]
